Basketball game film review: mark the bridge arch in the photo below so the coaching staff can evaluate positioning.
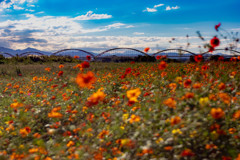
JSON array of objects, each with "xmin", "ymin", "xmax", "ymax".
[
  {"xmin": 152, "ymin": 49, "xmax": 197, "ymax": 56},
  {"xmin": 201, "ymin": 49, "xmax": 240, "ymax": 56},
  {"xmin": 0, "ymin": 52, "xmax": 14, "ymax": 58},
  {"xmin": 19, "ymin": 52, "xmax": 46, "ymax": 57},
  {"xmin": 52, "ymin": 49, "xmax": 95, "ymax": 60},
  {"xmin": 96, "ymin": 48, "xmax": 150, "ymax": 58}
]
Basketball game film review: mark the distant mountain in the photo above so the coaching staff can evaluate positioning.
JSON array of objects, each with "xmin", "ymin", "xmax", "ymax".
[{"xmin": 0, "ymin": 47, "xmax": 52, "ymax": 56}]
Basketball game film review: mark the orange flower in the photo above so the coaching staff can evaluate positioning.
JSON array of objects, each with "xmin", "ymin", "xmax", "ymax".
[
  {"xmin": 74, "ymin": 55, "xmax": 79, "ymax": 59},
  {"xmin": 126, "ymin": 88, "xmax": 141, "ymax": 102},
  {"xmin": 158, "ymin": 61, "xmax": 167, "ymax": 70},
  {"xmin": 129, "ymin": 114, "xmax": 141, "ymax": 123},
  {"xmin": 218, "ymin": 82, "xmax": 226, "ymax": 90},
  {"xmin": 185, "ymin": 92, "xmax": 194, "ymax": 99},
  {"xmin": 170, "ymin": 116, "xmax": 181, "ymax": 126},
  {"xmin": 45, "ymin": 67, "xmax": 51, "ymax": 72},
  {"xmin": 76, "ymin": 71, "xmax": 96, "ymax": 88},
  {"xmin": 10, "ymin": 102, "xmax": 24, "ymax": 109},
  {"xmin": 218, "ymin": 93, "xmax": 231, "ymax": 104},
  {"xmin": 20, "ymin": 126, "xmax": 31, "ymax": 137},
  {"xmin": 98, "ymin": 130, "xmax": 109, "ymax": 139},
  {"xmin": 233, "ymin": 110, "xmax": 240, "ymax": 119},
  {"xmin": 144, "ymin": 47, "xmax": 150, "ymax": 53},
  {"xmin": 67, "ymin": 141, "xmax": 75, "ymax": 147},
  {"xmin": 210, "ymin": 108, "xmax": 225, "ymax": 119},
  {"xmin": 59, "ymin": 64, "xmax": 64, "ymax": 68},
  {"xmin": 87, "ymin": 88, "xmax": 106, "ymax": 106},
  {"xmin": 164, "ymin": 146, "xmax": 173, "ymax": 151},
  {"xmin": 163, "ymin": 98, "xmax": 176, "ymax": 109}
]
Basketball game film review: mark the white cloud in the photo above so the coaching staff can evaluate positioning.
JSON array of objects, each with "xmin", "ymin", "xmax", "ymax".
[
  {"xmin": 13, "ymin": 5, "xmax": 24, "ymax": 10},
  {"xmin": 73, "ymin": 11, "xmax": 112, "ymax": 20},
  {"xmin": 0, "ymin": 14, "xmax": 135, "ymax": 50},
  {"xmin": 143, "ymin": 3, "xmax": 164, "ymax": 12},
  {"xmin": 154, "ymin": 4, "xmax": 164, "ymax": 8},
  {"xmin": 166, "ymin": 6, "xmax": 180, "ymax": 11},
  {"xmin": 0, "ymin": 0, "xmax": 37, "ymax": 12},
  {"xmin": 133, "ymin": 32, "xmax": 144, "ymax": 35}
]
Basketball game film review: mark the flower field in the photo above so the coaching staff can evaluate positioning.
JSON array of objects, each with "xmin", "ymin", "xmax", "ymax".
[{"xmin": 1, "ymin": 60, "xmax": 240, "ymax": 160}]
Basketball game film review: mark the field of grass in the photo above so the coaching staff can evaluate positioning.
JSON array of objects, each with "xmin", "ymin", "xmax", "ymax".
[{"xmin": 0, "ymin": 61, "xmax": 240, "ymax": 160}]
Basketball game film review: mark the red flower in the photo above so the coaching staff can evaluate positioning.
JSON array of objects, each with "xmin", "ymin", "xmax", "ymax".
[
  {"xmin": 215, "ymin": 23, "xmax": 221, "ymax": 31},
  {"xmin": 210, "ymin": 36, "xmax": 220, "ymax": 48},
  {"xmin": 194, "ymin": 55, "xmax": 203, "ymax": 62},
  {"xmin": 125, "ymin": 68, "xmax": 132, "ymax": 74},
  {"xmin": 218, "ymin": 56, "xmax": 224, "ymax": 61},
  {"xmin": 74, "ymin": 55, "xmax": 79, "ymax": 59},
  {"xmin": 144, "ymin": 47, "xmax": 150, "ymax": 53},
  {"xmin": 58, "ymin": 71, "xmax": 63, "ymax": 76},
  {"xmin": 81, "ymin": 61, "xmax": 90, "ymax": 68},
  {"xmin": 156, "ymin": 55, "xmax": 161, "ymax": 60},
  {"xmin": 181, "ymin": 149, "xmax": 195, "ymax": 157},
  {"xmin": 86, "ymin": 55, "xmax": 91, "ymax": 61},
  {"xmin": 208, "ymin": 46, "xmax": 215, "ymax": 53},
  {"xmin": 158, "ymin": 61, "xmax": 167, "ymax": 70}
]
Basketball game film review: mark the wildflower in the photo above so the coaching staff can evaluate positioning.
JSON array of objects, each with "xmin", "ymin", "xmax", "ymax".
[
  {"xmin": 156, "ymin": 55, "xmax": 161, "ymax": 60},
  {"xmin": 58, "ymin": 71, "xmax": 63, "ymax": 76},
  {"xmin": 59, "ymin": 64, "xmax": 64, "ymax": 68},
  {"xmin": 45, "ymin": 67, "xmax": 51, "ymax": 72},
  {"xmin": 218, "ymin": 82, "xmax": 226, "ymax": 90},
  {"xmin": 194, "ymin": 55, "xmax": 203, "ymax": 62},
  {"xmin": 163, "ymin": 98, "xmax": 176, "ymax": 109},
  {"xmin": 98, "ymin": 130, "xmax": 109, "ymax": 139},
  {"xmin": 205, "ymin": 144, "xmax": 217, "ymax": 150},
  {"xmin": 185, "ymin": 92, "xmax": 194, "ymax": 99},
  {"xmin": 129, "ymin": 114, "xmax": 141, "ymax": 123},
  {"xmin": 170, "ymin": 116, "xmax": 181, "ymax": 126},
  {"xmin": 76, "ymin": 71, "xmax": 96, "ymax": 88},
  {"xmin": 183, "ymin": 79, "xmax": 192, "ymax": 88},
  {"xmin": 86, "ymin": 55, "xmax": 91, "ymax": 61},
  {"xmin": 208, "ymin": 46, "xmax": 215, "ymax": 53},
  {"xmin": 218, "ymin": 93, "xmax": 231, "ymax": 104},
  {"xmin": 125, "ymin": 67, "xmax": 132, "ymax": 74},
  {"xmin": 210, "ymin": 36, "xmax": 220, "ymax": 48},
  {"xmin": 218, "ymin": 56, "xmax": 224, "ymax": 61},
  {"xmin": 199, "ymin": 97, "xmax": 209, "ymax": 106},
  {"xmin": 158, "ymin": 61, "xmax": 167, "ymax": 70},
  {"xmin": 172, "ymin": 128, "xmax": 182, "ymax": 135},
  {"xmin": 233, "ymin": 110, "xmax": 240, "ymax": 119},
  {"xmin": 144, "ymin": 47, "xmax": 150, "ymax": 53},
  {"xmin": 81, "ymin": 61, "xmax": 90, "ymax": 68},
  {"xmin": 20, "ymin": 127, "xmax": 31, "ymax": 137},
  {"xmin": 87, "ymin": 89, "xmax": 106, "ymax": 106},
  {"xmin": 181, "ymin": 149, "xmax": 195, "ymax": 157},
  {"xmin": 215, "ymin": 23, "xmax": 221, "ymax": 31},
  {"xmin": 10, "ymin": 102, "xmax": 23, "ymax": 109},
  {"xmin": 67, "ymin": 141, "xmax": 75, "ymax": 147},
  {"xmin": 210, "ymin": 108, "xmax": 225, "ymax": 119},
  {"xmin": 193, "ymin": 82, "xmax": 201, "ymax": 89},
  {"xmin": 164, "ymin": 146, "xmax": 173, "ymax": 151},
  {"xmin": 74, "ymin": 55, "xmax": 79, "ymax": 59},
  {"xmin": 126, "ymin": 88, "xmax": 141, "ymax": 102}
]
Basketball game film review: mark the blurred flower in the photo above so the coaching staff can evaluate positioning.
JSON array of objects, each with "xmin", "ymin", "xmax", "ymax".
[
  {"xmin": 210, "ymin": 108, "xmax": 225, "ymax": 119},
  {"xmin": 158, "ymin": 61, "xmax": 167, "ymax": 70},
  {"xmin": 170, "ymin": 116, "xmax": 181, "ymax": 126},
  {"xmin": 144, "ymin": 47, "xmax": 150, "ymax": 53},
  {"xmin": 20, "ymin": 127, "xmax": 31, "ymax": 137},
  {"xmin": 163, "ymin": 98, "xmax": 176, "ymax": 109},
  {"xmin": 81, "ymin": 61, "xmax": 90, "ymax": 68},
  {"xmin": 76, "ymin": 71, "xmax": 96, "ymax": 88},
  {"xmin": 215, "ymin": 23, "xmax": 221, "ymax": 31},
  {"xmin": 74, "ymin": 55, "xmax": 79, "ymax": 59},
  {"xmin": 199, "ymin": 97, "xmax": 209, "ymax": 106},
  {"xmin": 181, "ymin": 149, "xmax": 195, "ymax": 157},
  {"xmin": 58, "ymin": 71, "xmax": 63, "ymax": 76},
  {"xmin": 86, "ymin": 55, "xmax": 91, "ymax": 61},
  {"xmin": 127, "ymin": 88, "xmax": 141, "ymax": 102},
  {"xmin": 59, "ymin": 65, "xmax": 64, "ymax": 68},
  {"xmin": 129, "ymin": 114, "xmax": 141, "ymax": 123},
  {"xmin": 87, "ymin": 88, "xmax": 106, "ymax": 106},
  {"xmin": 210, "ymin": 36, "xmax": 220, "ymax": 48},
  {"xmin": 194, "ymin": 55, "xmax": 203, "ymax": 62}
]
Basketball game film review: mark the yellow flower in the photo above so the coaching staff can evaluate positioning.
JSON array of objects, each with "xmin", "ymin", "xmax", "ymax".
[
  {"xmin": 156, "ymin": 138, "xmax": 163, "ymax": 144},
  {"xmin": 10, "ymin": 102, "xmax": 24, "ymax": 109},
  {"xmin": 122, "ymin": 113, "xmax": 129, "ymax": 122},
  {"xmin": 172, "ymin": 129, "xmax": 182, "ymax": 135},
  {"xmin": 199, "ymin": 97, "xmax": 209, "ymax": 106},
  {"xmin": 126, "ymin": 88, "xmax": 141, "ymax": 102}
]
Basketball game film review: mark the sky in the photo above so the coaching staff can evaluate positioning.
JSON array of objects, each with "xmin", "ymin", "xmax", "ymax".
[{"xmin": 0, "ymin": 0, "xmax": 240, "ymax": 53}]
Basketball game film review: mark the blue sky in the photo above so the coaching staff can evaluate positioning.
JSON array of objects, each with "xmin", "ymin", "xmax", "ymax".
[{"xmin": 0, "ymin": 0, "xmax": 240, "ymax": 52}]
